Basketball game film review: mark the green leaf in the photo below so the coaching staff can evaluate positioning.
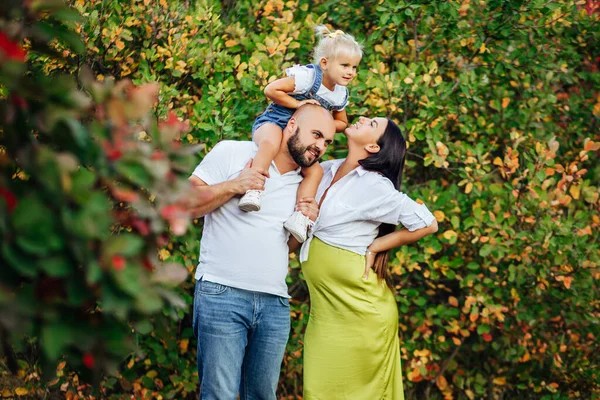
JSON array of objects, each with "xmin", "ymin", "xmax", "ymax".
[
  {"xmin": 41, "ymin": 321, "xmax": 72, "ymax": 361},
  {"xmin": 115, "ymin": 160, "xmax": 152, "ymax": 188},
  {"xmin": 413, "ymin": 297, "xmax": 427, "ymax": 307},
  {"xmin": 104, "ymin": 234, "xmax": 145, "ymax": 257},
  {"xmin": 38, "ymin": 255, "xmax": 72, "ymax": 277},
  {"xmin": 133, "ymin": 320, "xmax": 153, "ymax": 335},
  {"xmin": 2, "ymin": 241, "xmax": 38, "ymax": 278},
  {"xmin": 477, "ymin": 324, "xmax": 490, "ymax": 334}
]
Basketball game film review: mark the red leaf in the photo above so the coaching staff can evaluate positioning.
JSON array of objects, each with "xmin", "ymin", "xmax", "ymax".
[
  {"xmin": 82, "ymin": 353, "xmax": 95, "ymax": 369},
  {"xmin": 0, "ymin": 31, "xmax": 26, "ymax": 62},
  {"xmin": 111, "ymin": 255, "xmax": 126, "ymax": 271},
  {"xmin": 142, "ymin": 258, "xmax": 155, "ymax": 271},
  {"xmin": 131, "ymin": 218, "xmax": 150, "ymax": 236},
  {"xmin": 111, "ymin": 187, "xmax": 139, "ymax": 203},
  {"xmin": 10, "ymin": 95, "xmax": 28, "ymax": 110},
  {"xmin": 482, "ymin": 333, "xmax": 493, "ymax": 342},
  {"xmin": 0, "ymin": 187, "xmax": 17, "ymax": 212},
  {"xmin": 160, "ymin": 204, "xmax": 183, "ymax": 219}
]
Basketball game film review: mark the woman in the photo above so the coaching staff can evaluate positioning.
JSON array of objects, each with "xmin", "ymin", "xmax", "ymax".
[{"xmin": 297, "ymin": 116, "xmax": 438, "ymax": 399}]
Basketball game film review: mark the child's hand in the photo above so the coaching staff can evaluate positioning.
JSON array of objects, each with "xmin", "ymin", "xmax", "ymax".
[
  {"xmin": 295, "ymin": 197, "xmax": 319, "ymax": 222},
  {"xmin": 296, "ymin": 99, "xmax": 321, "ymax": 108}
]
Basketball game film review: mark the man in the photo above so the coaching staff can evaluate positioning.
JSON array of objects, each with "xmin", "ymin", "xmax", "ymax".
[{"xmin": 188, "ymin": 105, "xmax": 335, "ymax": 399}]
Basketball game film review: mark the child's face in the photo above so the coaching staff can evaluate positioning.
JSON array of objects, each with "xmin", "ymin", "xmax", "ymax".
[{"xmin": 321, "ymin": 52, "xmax": 361, "ymax": 87}]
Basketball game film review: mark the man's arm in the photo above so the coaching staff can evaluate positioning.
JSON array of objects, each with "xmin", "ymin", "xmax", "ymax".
[{"xmin": 185, "ymin": 159, "xmax": 266, "ymax": 217}]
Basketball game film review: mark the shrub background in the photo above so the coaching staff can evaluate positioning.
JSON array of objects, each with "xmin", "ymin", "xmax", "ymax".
[{"xmin": 4, "ymin": 0, "xmax": 600, "ymax": 399}]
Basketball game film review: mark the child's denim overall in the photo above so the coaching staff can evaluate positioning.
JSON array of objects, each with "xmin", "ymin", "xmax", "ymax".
[{"xmin": 252, "ymin": 64, "xmax": 348, "ymax": 135}]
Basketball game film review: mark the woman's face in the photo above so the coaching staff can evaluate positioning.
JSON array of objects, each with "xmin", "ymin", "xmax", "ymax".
[{"xmin": 345, "ymin": 116, "xmax": 388, "ymax": 147}]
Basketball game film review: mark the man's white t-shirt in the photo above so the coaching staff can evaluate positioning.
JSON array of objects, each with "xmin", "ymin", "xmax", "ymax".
[{"xmin": 192, "ymin": 141, "xmax": 302, "ymax": 298}]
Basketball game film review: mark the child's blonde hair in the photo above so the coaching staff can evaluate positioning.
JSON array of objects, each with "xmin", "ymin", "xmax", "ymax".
[{"xmin": 313, "ymin": 25, "xmax": 363, "ymax": 64}]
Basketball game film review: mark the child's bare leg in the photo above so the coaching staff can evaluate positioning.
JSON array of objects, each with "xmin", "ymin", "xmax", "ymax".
[
  {"xmin": 239, "ymin": 123, "xmax": 283, "ymax": 212},
  {"xmin": 297, "ymin": 162, "xmax": 324, "ymax": 202},
  {"xmin": 252, "ymin": 123, "xmax": 283, "ymax": 177}
]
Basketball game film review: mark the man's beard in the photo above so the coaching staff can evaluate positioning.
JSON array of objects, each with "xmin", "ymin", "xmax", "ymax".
[{"xmin": 287, "ymin": 127, "xmax": 320, "ymax": 168}]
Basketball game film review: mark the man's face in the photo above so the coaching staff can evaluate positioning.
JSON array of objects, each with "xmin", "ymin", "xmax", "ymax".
[{"xmin": 287, "ymin": 125, "xmax": 333, "ymax": 168}]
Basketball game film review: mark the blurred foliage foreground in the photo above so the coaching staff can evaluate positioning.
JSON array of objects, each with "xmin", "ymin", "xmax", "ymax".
[{"xmin": 1, "ymin": 0, "xmax": 600, "ymax": 399}]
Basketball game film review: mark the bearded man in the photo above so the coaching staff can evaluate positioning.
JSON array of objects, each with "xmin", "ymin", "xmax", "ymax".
[{"xmin": 187, "ymin": 105, "xmax": 335, "ymax": 399}]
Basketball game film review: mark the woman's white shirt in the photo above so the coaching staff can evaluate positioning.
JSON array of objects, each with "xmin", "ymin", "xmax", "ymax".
[
  {"xmin": 285, "ymin": 65, "xmax": 347, "ymax": 110},
  {"xmin": 299, "ymin": 159, "xmax": 435, "ymax": 262}
]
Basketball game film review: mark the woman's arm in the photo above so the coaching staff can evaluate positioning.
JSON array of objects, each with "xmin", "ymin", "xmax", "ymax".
[
  {"xmin": 332, "ymin": 109, "xmax": 348, "ymax": 132},
  {"xmin": 264, "ymin": 77, "xmax": 319, "ymax": 109},
  {"xmin": 367, "ymin": 220, "xmax": 438, "ymax": 253}
]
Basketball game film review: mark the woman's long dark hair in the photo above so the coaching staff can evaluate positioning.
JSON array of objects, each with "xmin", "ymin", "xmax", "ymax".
[{"xmin": 358, "ymin": 119, "xmax": 406, "ymax": 289}]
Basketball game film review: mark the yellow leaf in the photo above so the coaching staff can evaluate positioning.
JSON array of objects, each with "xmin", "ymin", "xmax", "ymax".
[
  {"xmin": 479, "ymin": 43, "xmax": 486, "ymax": 53},
  {"xmin": 443, "ymin": 230, "xmax": 457, "ymax": 240},
  {"xmin": 225, "ymin": 39, "xmax": 238, "ymax": 47},
  {"xmin": 433, "ymin": 210, "xmax": 445, "ymax": 222},
  {"xmin": 158, "ymin": 248, "xmax": 171, "ymax": 261},
  {"xmin": 179, "ymin": 339, "xmax": 189, "ymax": 352},
  {"xmin": 493, "ymin": 377, "xmax": 507, "ymax": 385},
  {"xmin": 423, "ymin": 74, "xmax": 432, "ymax": 84},
  {"xmin": 414, "ymin": 348, "xmax": 431, "ymax": 357},
  {"xmin": 15, "ymin": 388, "xmax": 29, "ymax": 396},
  {"xmin": 146, "ymin": 370, "xmax": 158, "ymax": 378},
  {"xmin": 465, "ymin": 182, "xmax": 473, "ymax": 194},
  {"xmin": 569, "ymin": 185, "xmax": 580, "ymax": 200},
  {"xmin": 436, "ymin": 375, "xmax": 449, "ymax": 390},
  {"xmin": 502, "ymin": 97, "xmax": 510, "ymax": 108},
  {"xmin": 493, "ymin": 157, "xmax": 503, "ymax": 166},
  {"xmin": 404, "ymin": 77, "xmax": 414, "ymax": 84},
  {"xmin": 115, "ymin": 39, "xmax": 125, "ymax": 50},
  {"xmin": 435, "ymin": 76, "xmax": 443, "ymax": 84},
  {"xmin": 448, "ymin": 296, "xmax": 459, "ymax": 307},
  {"xmin": 425, "ymin": 247, "xmax": 438, "ymax": 254}
]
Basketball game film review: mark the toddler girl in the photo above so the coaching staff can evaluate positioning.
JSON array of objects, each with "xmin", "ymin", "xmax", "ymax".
[{"xmin": 239, "ymin": 25, "xmax": 363, "ymax": 242}]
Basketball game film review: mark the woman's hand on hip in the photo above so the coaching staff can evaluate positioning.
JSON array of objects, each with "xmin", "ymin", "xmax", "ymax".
[{"xmin": 363, "ymin": 248, "xmax": 376, "ymax": 279}]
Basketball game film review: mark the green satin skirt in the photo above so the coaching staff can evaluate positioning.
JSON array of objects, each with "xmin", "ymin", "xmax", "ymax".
[{"xmin": 302, "ymin": 237, "xmax": 405, "ymax": 400}]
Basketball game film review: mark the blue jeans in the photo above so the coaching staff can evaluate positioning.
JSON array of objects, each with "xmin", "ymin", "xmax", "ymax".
[{"xmin": 192, "ymin": 279, "xmax": 291, "ymax": 400}]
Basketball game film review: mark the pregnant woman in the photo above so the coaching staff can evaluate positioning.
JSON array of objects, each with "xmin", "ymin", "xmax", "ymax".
[{"xmin": 298, "ymin": 116, "xmax": 438, "ymax": 399}]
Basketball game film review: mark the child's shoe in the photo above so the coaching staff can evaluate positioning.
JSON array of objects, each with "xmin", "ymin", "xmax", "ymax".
[
  {"xmin": 239, "ymin": 190, "xmax": 262, "ymax": 212},
  {"xmin": 284, "ymin": 211, "xmax": 314, "ymax": 243}
]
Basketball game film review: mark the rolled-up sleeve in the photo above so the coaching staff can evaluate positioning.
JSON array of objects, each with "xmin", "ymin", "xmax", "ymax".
[
  {"xmin": 191, "ymin": 140, "xmax": 235, "ymax": 185},
  {"xmin": 367, "ymin": 182, "xmax": 435, "ymax": 231}
]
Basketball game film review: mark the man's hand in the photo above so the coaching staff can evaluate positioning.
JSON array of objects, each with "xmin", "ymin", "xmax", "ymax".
[
  {"xmin": 233, "ymin": 159, "xmax": 267, "ymax": 194},
  {"xmin": 295, "ymin": 197, "xmax": 319, "ymax": 222}
]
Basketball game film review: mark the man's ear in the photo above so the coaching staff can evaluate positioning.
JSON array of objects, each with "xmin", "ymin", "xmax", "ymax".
[
  {"xmin": 284, "ymin": 116, "xmax": 297, "ymax": 136},
  {"xmin": 288, "ymin": 116, "xmax": 297, "ymax": 130},
  {"xmin": 365, "ymin": 144, "xmax": 380, "ymax": 154}
]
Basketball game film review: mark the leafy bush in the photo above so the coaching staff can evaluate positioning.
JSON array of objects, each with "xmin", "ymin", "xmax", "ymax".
[
  {"xmin": 0, "ymin": 1, "xmax": 197, "ymax": 397},
  {"xmin": 1, "ymin": 0, "xmax": 599, "ymax": 399}
]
